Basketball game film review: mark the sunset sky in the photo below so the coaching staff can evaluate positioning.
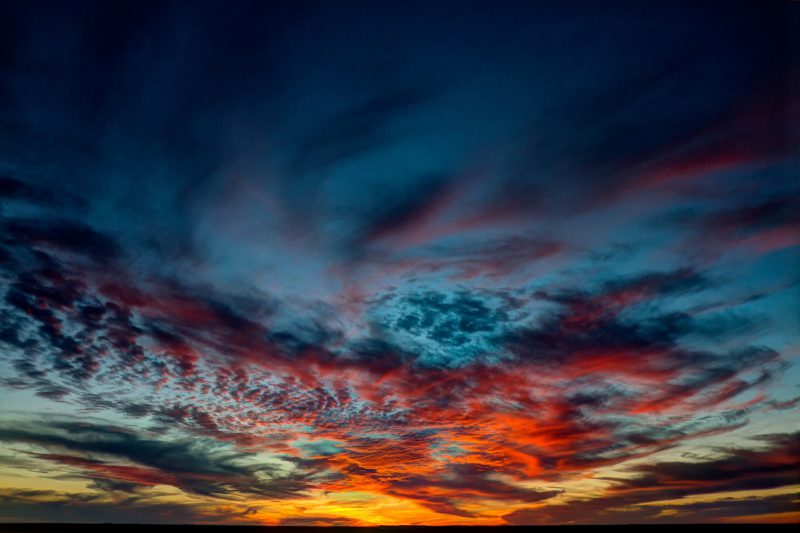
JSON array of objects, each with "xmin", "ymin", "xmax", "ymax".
[{"xmin": 0, "ymin": 0, "xmax": 798, "ymax": 526}]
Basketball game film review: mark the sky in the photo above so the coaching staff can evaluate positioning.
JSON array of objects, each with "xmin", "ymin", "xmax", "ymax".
[{"xmin": 0, "ymin": 0, "xmax": 798, "ymax": 526}]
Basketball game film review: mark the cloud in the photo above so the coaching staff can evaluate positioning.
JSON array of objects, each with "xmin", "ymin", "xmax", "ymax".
[
  {"xmin": 278, "ymin": 515, "xmax": 363, "ymax": 526},
  {"xmin": 0, "ymin": 487, "xmax": 257, "ymax": 525},
  {"xmin": 386, "ymin": 462, "xmax": 562, "ymax": 516},
  {"xmin": 610, "ymin": 432, "xmax": 800, "ymax": 496},
  {"xmin": 371, "ymin": 289, "xmax": 514, "ymax": 369},
  {"xmin": 0, "ymin": 418, "xmax": 315, "ymax": 500},
  {"xmin": 0, "ymin": 1, "xmax": 796, "ymax": 525},
  {"xmin": 357, "ymin": 172, "xmax": 456, "ymax": 248},
  {"xmin": 288, "ymin": 88, "xmax": 434, "ymax": 178},
  {"xmin": 0, "ymin": 177, "xmax": 62, "ymax": 208},
  {"xmin": 0, "ymin": 228, "xmax": 786, "ymax": 497},
  {"xmin": 503, "ymin": 432, "xmax": 800, "ymax": 525},
  {"xmin": 683, "ymin": 193, "xmax": 800, "ymax": 255},
  {"xmin": 504, "ymin": 492, "xmax": 800, "ymax": 526},
  {"xmin": 3, "ymin": 218, "xmax": 121, "ymax": 264}
]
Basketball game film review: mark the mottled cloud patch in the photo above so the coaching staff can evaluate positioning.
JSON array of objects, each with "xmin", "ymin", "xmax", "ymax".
[{"xmin": 369, "ymin": 289, "xmax": 517, "ymax": 368}]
